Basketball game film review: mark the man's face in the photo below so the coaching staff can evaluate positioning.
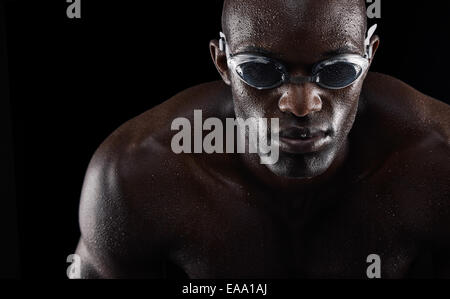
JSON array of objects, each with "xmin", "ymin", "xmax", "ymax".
[{"xmin": 224, "ymin": 0, "xmax": 370, "ymax": 178}]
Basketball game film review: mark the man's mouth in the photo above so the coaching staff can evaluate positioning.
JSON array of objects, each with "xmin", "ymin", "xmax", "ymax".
[{"xmin": 276, "ymin": 127, "xmax": 332, "ymax": 154}]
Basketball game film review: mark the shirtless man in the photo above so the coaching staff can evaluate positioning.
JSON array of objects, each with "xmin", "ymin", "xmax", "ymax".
[{"xmin": 75, "ymin": 0, "xmax": 450, "ymax": 279}]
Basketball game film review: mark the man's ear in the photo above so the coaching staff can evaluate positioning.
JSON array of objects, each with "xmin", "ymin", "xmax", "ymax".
[
  {"xmin": 368, "ymin": 35, "xmax": 380, "ymax": 64},
  {"xmin": 210, "ymin": 39, "xmax": 231, "ymax": 85}
]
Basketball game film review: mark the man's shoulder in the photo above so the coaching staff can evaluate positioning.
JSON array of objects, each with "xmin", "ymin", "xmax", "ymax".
[
  {"xmin": 79, "ymin": 81, "xmax": 233, "ymax": 251},
  {"xmin": 363, "ymin": 72, "xmax": 449, "ymax": 171},
  {"xmin": 362, "ymin": 73, "xmax": 450, "ymax": 225},
  {"xmin": 362, "ymin": 72, "xmax": 449, "ymax": 168},
  {"xmin": 142, "ymin": 80, "xmax": 233, "ymax": 133},
  {"xmin": 109, "ymin": 80, "xmax": 232, "ymax": 158},
  {"xmin": 83, "ymin": 80, "xmax": 233, "ymax": 201},
  {"xmin": 363, "ymin": 72, "xmax": 450, "ymax": 143}
]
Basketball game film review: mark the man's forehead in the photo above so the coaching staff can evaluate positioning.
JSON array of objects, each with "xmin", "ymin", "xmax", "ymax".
[
  {"xmin": 231, "ymin": 28, "xmax": 363, "ymax": 62},
  {"xmin": 223, "ymin": 0, "xmax": 367, "ymax": 61}
]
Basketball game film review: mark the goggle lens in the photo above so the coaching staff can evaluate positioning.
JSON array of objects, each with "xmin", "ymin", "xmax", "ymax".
[
  {"xmin": 315, "ymin": 61, "xmax": 363, "ymax": 89},
  {"xmin": 236, "ymin": 61, "xmax": 284, "ymax": 89},
  {"xmin": 234, "ymin": 59, "xmax": 363, "ymax": 90}
]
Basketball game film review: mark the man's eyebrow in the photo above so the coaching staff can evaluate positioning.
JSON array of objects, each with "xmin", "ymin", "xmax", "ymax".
[
  {"xmin": 322, "ymin": 46, "xmax": 362, "ymax": 58},
  {"xmin": 236, "ymin": 46, "xmax": 282, "ymax": 59}
]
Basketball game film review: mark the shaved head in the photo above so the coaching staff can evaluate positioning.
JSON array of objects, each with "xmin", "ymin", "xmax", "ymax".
[{"xmin": 222, "ymin": 0, "xmax": 368, "ymax": 61}]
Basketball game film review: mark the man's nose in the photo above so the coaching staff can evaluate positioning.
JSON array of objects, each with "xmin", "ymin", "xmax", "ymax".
[{"xmin": 278, "ymin": 83, "xmax": 323, "ymax": 117}]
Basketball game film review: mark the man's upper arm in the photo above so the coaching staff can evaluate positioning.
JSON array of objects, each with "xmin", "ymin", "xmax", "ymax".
[
  {"xmin": 433, "ymin": 161, "xmax": 450, "ymax": 277},
  {"xmin": 75, "ymin": 134, "xmax": 166, "ymax": 279}
]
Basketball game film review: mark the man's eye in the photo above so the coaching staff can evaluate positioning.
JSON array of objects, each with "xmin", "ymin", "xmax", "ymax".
[
  {"xmin": 317, "ymin": 62, "xmax": 361, "ymax": 88},
  {"xmin": 237, "ymin": 62, "xmax": 283, "ymax": 87}
]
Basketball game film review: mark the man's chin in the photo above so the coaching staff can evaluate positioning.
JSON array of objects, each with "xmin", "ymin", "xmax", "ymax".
[{"xmin": 263, "ymin": 151, "xmax": 335, "ymax": 179}]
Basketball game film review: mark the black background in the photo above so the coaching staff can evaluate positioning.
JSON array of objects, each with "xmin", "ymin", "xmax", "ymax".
[
  {"xmin": 2, "ymin": 0, "xmax": 450, "ymax": 279},
  {"xmin": 0, "ymin": 0, "xmax": 19, "ymax": 279}
]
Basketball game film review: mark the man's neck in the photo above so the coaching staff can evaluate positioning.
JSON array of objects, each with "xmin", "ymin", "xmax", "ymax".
[{"xmin": 239, "ymin": 138, "xmax": 351, "ymax": 196}]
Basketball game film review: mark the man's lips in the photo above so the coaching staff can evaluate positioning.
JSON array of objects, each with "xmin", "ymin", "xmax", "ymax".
[
  {"xmin": 275, "ymin": 127, "xmax": 332, "ymax": 154},
  {"xmin": 279, "ymin": 127, "xmax": 326, "ymax": 140}
]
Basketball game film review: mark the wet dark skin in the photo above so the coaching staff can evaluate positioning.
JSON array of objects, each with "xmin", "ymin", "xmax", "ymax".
[{"xmin": 75, "ymin": 0, "xmax": 450, "ymax": 278}]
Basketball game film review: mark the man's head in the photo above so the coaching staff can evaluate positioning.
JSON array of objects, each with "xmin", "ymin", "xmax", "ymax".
[{"xmin": 211, "ymin": 0, "xmax": 380, "ymax": 178}]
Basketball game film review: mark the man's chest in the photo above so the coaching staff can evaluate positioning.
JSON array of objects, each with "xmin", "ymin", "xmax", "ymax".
[{"xmin": 164, "ymin": 183, "xmax": 429, "ymax": 279}]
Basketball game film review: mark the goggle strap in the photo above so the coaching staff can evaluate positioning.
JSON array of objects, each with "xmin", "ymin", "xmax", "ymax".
[
  {"xmin": 364, "ymin": 24, "xmax": 378, "ymax": 59},
  {"xmin": 219, "ymin": 32, "xmax": 226, "ymax": 52}
]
